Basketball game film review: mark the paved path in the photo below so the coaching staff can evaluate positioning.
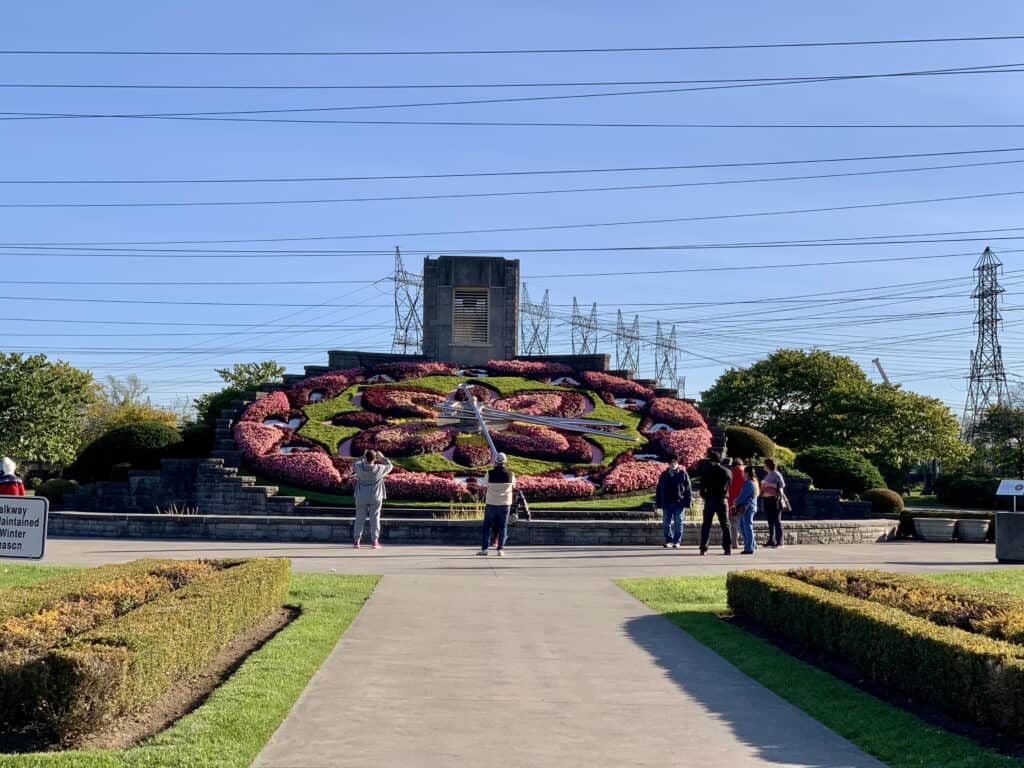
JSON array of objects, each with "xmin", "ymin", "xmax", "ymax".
[{"xmin": 38, "ymin": 539, "xmax": 1008, "ymax": 767}]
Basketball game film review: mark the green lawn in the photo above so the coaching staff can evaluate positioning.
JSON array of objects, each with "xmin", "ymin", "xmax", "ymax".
[
  {"xmin": 0, "ymin": 564, "xmax": 378, "ymax": 768},
  {"xmin": 619, "ymin": 571, "xmax": 1024, "ymax": 768}
]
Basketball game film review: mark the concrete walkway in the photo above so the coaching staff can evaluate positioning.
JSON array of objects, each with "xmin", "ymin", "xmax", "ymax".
[{"xmin": 37, "ymin": 539, "xmax": 1006, "ymax": 767}]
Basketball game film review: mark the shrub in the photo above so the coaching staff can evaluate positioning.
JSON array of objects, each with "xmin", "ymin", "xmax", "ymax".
[
  {"xmin": 67, "ymin": 422, "xmax": 183, "ymax": 483},
  {"xmin": 774, "ymin": 445, "xmax": 796, "ymax": 465},
  {"xmin": 727, "ymin": 569, "xmax": 1024, "ymax": 735},
  {"xmin": 861, "ymin": 488, "xmax": 904, "ymax": 515},
  {"xmin": 195, "ymin": 386, "xmax": 248, "ymax": 427},
  {"xmin": 164, "ymin": 423, "xmax": 215, "ymax": 458},
  {"xmin": 724, "ymin": 425, "xmax": 776, "ymax": 461},
  {"xmin": 934, "ymin": 473, "xmax": 1000, "ymax": 509},
  {"xmin": 36, "ymin": 478, "xmax": 78, "ymax": 506},
  {"xmin": 24, "ymin": 559, "xmax": 289, "ymax": 745},
  {"xmin": 794, "ymin": 446, "xmax": 885, "ymax": 497}
]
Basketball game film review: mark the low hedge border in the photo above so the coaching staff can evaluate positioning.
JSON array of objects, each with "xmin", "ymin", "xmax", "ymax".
[
  {"xmin": 785, "ymin": 568, "xmax": 1024, "ymax": 644},
  {"xmin": 726, "ymin": 570, "xmax": 1024, "ymax": 735},
  {"xmin": 0, "ymin": 568, "xmax": 379, "ymax": 768},
  {"xmin": 5, "ymin": 559, "xmax": 290, "ymax": 745}
]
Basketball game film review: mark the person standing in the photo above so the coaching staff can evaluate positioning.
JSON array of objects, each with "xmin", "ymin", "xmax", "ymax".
[
  {"xmin": 733, "ymin": 465, "xmax": 760, "ymax": 555},
  {"xmin": 0, "ymin": 458, "xmax": 25, "ymax": 496},
  {"xmin": 353, "ymin": 450, "xmax": 392, "ymax": 549},
  {"xmin": 697, "ymin": 450, "xmax": 733, "ymax": 555},
  {"xmin": 727, "ymin": 458, "xmax": 746, "ymax": 551},
  {"xmin": 656, "ymin": 457, "xmax": 691, "ymax": 548},
  {"xmin": 760, "ymin": 458, "xmax": 787, "ymax": 547},
  {"xmin": 478, "ymin": 453, "xmax": 515, "ymax": 557}
]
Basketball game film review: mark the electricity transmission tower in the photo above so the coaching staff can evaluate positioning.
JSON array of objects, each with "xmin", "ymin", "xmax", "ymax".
[
  {"xmin": 653, "ymin": 321, "xmax": 680, "ymax": 388},
  {"xmin": 520, "ymin": 283, "xmax": 551, "ymax": 355},
  {"xmin": 391, "ymin": 247, "xmax": 423, "ymax": 355},
  {"xmin": 570, "ymin": 298, "xmax": 599, "ymax": 355},
  {"xmin": 615, "ymin": 310, "xmax": 641, "ymax": 374},
  {"xmin": 962, "ymin": 247, "xmax": 1010, "ymax": 441}
]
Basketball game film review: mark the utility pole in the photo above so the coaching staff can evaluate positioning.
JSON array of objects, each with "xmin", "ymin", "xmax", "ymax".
[
  {"xmin": 653, "ymin": 321, "xmax": 680, "ymax": 388},
  {"xmin": 520, "ymin": 283, "xmax": 551, "ymax": 356},
  {"xmin": 391, "ymin": 246, "xmax": 423, "ymax": 355},
  {"xmin": 962, "ymin": 247, "xmax": 1010, "ymax": 441},
  {"xmin": 570, "ymin": 297, "xmax": 599, "ymax": 355},
  {"xmin": 872, "ymin": 358, "xmax": 891, "ymax": 385},
  {"xmin": 615, "ymin": 310, "xmax": 641, "ymax": 374}
]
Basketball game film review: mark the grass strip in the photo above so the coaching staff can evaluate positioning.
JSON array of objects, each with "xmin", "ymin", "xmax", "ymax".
[
  {"xmin": 0, "ymin": 566, "xmax": 379, "ymax": 768},
  {"xmin": 619, "ymin": 575, "xmax": 1024, "ymax": 768}
]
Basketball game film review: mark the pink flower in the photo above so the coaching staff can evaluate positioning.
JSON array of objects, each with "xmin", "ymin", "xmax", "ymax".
[
  {"xmin": 384, "ymin": 471, "xmax": 462, "ymax": 500},
  {"xmin": 234, "ymin": 422, "xmax": 282, "ymax": 459},
  {"xmin": 492, "ymin": 391, "xmax": 588, "ymax": 418},
  {"xmin": 515, "ymin": 474, "xmax": 595, "ymax": 501},
  {"xmin": 579, "ymin": 371, "xmax": 654, "ymax": 400},
  {"xmin": 361, "ymin": 386, "xmax": 443, "ymax": 419},
  {"xmin": 253, "ymin": 452, "xmax": 342, "ymax": 490},
  {"xmin": 647, "ymin": 398, "xmax": 705, "ymax": 429},
  {"xmin": 485, "ymin": 360, "xmax": 574, "ymax": 378},
  {"xmin": 351, "ymin": 422, "xmax": 455, "ymax": 457},
  {"xmin": 492, "ymin": 424, "xmax": 592, "ymax": 463},
  {"xmin": 602, "ymin": 459, "xmax": 667, "ymax": 494},
  {"xmin": 654, "ymin": 427, "xmax": 712, "ymax": 469},
  {"xmin": 239, "ymin": 391, "xmax": 292, "ymax": 423},
  {"xmin": 371, "ymin": 361, "xmax": 457, "ymax": 380},
  {"xmin": 289, "ymin": 369, "xmax": 363, "ymax": 406},
  {"xmin": 453, "ymin": 443, "xmax": 493, "ymax": 468}
]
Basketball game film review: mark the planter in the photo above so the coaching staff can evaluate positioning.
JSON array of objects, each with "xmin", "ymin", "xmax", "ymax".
[
  {"xmin": 913, "ymin": 517, "xmax": 956, "ymax": 542},
  {"xmin": 955, "ymin": 518, "xmax": 991, "ymax": 543}
]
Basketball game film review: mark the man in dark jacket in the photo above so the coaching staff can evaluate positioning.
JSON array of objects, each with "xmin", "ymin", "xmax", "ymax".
[
  {"xmin": 696, "ymin": 450, "xmax": 733, "ymax": 555},
  {"xmin": 655, "ymin": 457, "xmax": 691, "ymax": 548}
]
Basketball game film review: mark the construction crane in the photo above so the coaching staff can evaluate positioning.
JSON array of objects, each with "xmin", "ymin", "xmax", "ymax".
[{"xmin": 872, "ymin": 358, "xmax": 891, "ymax": 385}]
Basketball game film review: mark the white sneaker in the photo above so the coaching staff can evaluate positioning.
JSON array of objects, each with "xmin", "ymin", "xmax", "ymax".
[
  {"xmin": 476, "ymin": 549, "xmax": 488, "ymax": 556},
  {"xmin": 671, "ymin": 543, "xmax": 679, "ymax": 549},
  {"xmin": 497, "ymin": 550, "xmax": 505, "ymax": 557}
]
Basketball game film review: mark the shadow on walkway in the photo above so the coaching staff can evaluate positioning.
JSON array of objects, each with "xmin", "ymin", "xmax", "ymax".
[{"xmin": 623, "ymin": 611, "xmax": 883, "ymax": 768}]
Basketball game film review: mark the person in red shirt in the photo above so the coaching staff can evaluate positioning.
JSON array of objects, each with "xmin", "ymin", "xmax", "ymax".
[
  {"xmin": 727, "ymin": 458, "xmax": 746, "ymax": 551},
  {"xmin": 0, "ymin": 457, "xmax": 26, "ymax": 496}
]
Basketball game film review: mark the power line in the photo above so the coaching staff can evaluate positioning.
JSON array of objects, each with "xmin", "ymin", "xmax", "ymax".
[
  {"xmin": 0, "ymin": 34, "xmax": 1021, "ymax": 55},
  {"xmin": 3, "ymin": 144, "xmax": 1021, "ymax": 185},
  {"xmin": 6, "ymin": 63, "xmax": 1022, "ymax": 120}
]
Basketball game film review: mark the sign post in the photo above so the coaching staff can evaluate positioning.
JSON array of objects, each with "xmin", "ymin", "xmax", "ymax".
[
  {"xmin": 996, "ymin": 479, "xmax": 1024, "ymax": 513},
  {"xmin": 0, "ymin": 496, "xmax": 49, "ymax": 560}
]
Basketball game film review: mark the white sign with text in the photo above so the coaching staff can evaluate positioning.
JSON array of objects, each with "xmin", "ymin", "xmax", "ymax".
[{"xmin": 0, "ymin": 496, "xmax": 48, "ymax": 559}]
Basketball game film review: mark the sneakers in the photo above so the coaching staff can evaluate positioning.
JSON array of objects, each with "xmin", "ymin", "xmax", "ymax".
[
  {"xmin": 476, "ymin": 549, "xmax": 488, "ymax": 556},
  {"xmin": 741, "ymin": 550, "xmax": 754, "ymax": 555},
  {"xmin": 372, "ymin": 540, "xmax": 381, "ymax": 549},
  {"xmin": 497, "ymin": 549, "xmax": 505, "ymax": 557},
  {"xmin": 671, "ymin": 542, "xmax": 680, "ymax": 549},
  {"xmin": 353, "ymin": 540, "xmax": 361, "ymax": 549},
  {"xmin": 663, "ymin": 542, "xmax": 671, "ymax": 548}
]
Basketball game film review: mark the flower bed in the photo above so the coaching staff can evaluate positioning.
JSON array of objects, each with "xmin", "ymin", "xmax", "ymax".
[
  {"xmin": 515, "ymin": 473, "xmax": 595, "ymax": 500},
  {"xmin": 384, "ymin": 471, "xmax": 463, "ymax": 501},
  {"xmin": 492, "ymin": 390, "xmax": 588, "ymax": 418},
  {"xmin": 601, "ymin": 458, "xmax": 667, "ymax": 494},
  {"xmin": 288, "ymin": 370, "xmax": 360, "ymax": 406},
  {"xmin": 234, "ymin": 422, "xmax": 283, "ymax": 459},
  {"xmin": 360, "ymin": 385, "xmax": 442, "ymax": 419},
  {"xmin": 331, "ymin": 410, "xmax": 386, "ymax": 428},
  {"xmin": 648, "ymin": 397, "xmax": 704, "ymax": 429},
  {"xmin": 579, "ymin": 371, "xmax": 654, "ymax": 400},
  {"xmin": 492, "ymin": 424, "xmax": 592, "ymax": 463},
  {"xmin": 485, "ymin": 359, "xmax": 574, "ymax": 378},
  {"xmin": 653, "ymin": 426, "xmax": 712, "ymax": 467},
  {"xmin": 371, "ymin": 361, "xmax": 457, "ymax": 380},
  {"xmin": 453, "ymin": 441, "xmax": 492, "ymax": 468},
  {"xmin": 252, "ymin": 452, "xmax": 342, "ymax": 490},
  {"xmin": 351, "ymin": 422, "xmax": 454, "ymax": 457},
  {"xmin": 239, "ymin": 391, "xmax": 292, "ymax": 423}
]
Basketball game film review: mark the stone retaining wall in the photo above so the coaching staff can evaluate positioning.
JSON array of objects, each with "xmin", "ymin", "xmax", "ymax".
[{"xmin": 49, "ymin": 511, "xmax": 896, "ymax": 546}]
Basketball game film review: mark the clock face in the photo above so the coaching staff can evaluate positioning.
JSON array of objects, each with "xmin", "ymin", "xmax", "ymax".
[{"xmin": 233, "ymin": 361, "xmax": 712, "ymax": 502}]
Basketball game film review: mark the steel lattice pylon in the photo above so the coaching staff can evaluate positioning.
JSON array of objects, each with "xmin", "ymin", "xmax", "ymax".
[
  {"xmin": 391, "ymin": 246, "xmax": 423, "ymax": 354},
  {"xmin": 615, "ymin": 310, "xmax": 641, "ymax": 374},
  {"xmin": 962, "ymin": 247, "xmax": 1010, "ymax": 441},
  {"xmin": 570, "ymin": 297, "xmax": 599, "ymax": 355},
  {"xmin": 520, "ymin": 283, "xmax": 550, "ymax": 355},
  {"xmin": 653, "ymin": 321, "xmax": 680, "ymax": 388}
]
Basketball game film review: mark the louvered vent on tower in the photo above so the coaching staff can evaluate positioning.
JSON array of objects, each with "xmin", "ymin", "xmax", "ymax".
[{"xmin": 453, "ymin": 287, "xmax": 489, "ymax": 344}]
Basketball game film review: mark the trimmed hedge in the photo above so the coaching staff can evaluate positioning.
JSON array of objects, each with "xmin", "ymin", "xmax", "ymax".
[
  {"xmin": 0, "ymin": 558, "xmax": 290, "ymax": 745},
  {"xmin": 724, "ymin": 425, "xmax": 776, "ymax": 460},
  {"xmin": 861, "ymin": 488, "xmax": 904, "ymax": 515},
  {"xmin": 933, "ymin": 473, "xmax": 1000, "ymax": 509},
  {"xmin": 727, "ymin": 570, "xmax": 1024, "ymax": 735},
  {"xmin": 794, "ymin": 446, "xmax": 885, "ymax": 497},
  {"xmin": 67, "ymin": 422, "xmax": 183, "ymax": 483}
]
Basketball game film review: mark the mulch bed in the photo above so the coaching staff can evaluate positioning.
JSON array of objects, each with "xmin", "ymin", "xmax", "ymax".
[{"xmin": 722, "ymin": 613, "xmax": 1024, "ymax": 759}]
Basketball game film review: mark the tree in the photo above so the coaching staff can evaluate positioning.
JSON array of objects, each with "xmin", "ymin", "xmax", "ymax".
[
  {"xmin": 194, "ymin": 360, "xmax": 285, "ymax": 427},
  {"xmin": 701, "ymin": 349, "xmax": 969, "ymax": 477},
  {"xmin": 81, "ymin": 375, "xmax": 178, "ymax": 446},
  {"xmin": 0, "ymin": 352, "xmax": 98, "ymax": 465},
  {"xmin": 974, "ymin": 403, "xmax": 1024, "ymax": 478}
]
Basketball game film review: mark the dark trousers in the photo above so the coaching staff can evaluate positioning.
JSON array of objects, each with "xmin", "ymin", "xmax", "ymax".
[
  {"xmin": 763, "ymin": 497, "xmax": 783, "ymax": 546},
  {"xmin": 700, "ymin": 498, "xmax": 732, "ymax": 552},
  {"xmin": 481, "ymin": 504, "xmax": 510, "ymax": 550}
]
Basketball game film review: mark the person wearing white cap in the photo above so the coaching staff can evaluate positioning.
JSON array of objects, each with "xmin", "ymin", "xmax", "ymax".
[
  {"xmin": 477, "ymin": 452, "xmax": 516, "ymax": 557},
  {"xmin": 0, "ymin": 457, "xmax": 25, "ymax": 496}
]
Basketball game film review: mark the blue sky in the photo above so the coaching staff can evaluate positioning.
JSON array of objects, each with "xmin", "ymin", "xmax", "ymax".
[{"xmin": 2, "ymin": 1, "xmax": 1022, "ymax": 416}]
